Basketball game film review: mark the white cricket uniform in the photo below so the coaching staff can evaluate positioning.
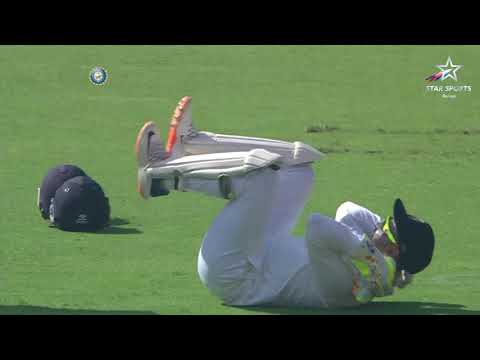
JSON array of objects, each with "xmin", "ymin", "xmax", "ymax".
[{"xmin": 191, "ymin": 164, "xmax": 384, "ymax": 308}]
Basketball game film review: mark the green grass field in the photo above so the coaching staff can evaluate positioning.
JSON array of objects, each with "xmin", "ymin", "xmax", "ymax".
[{"xmin": 1, "ymin": 45, "xmax": 479, "ymax": 315}]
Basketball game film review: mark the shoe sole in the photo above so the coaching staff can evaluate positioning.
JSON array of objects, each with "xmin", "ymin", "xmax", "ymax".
[
  {"xmin": 134, "ymin": 121, "xmax": 155, "ymax": 166},
  {"xmin": 134, "ymin": 121, "xmax": 156, "ymax": 198},
  {"xmin": 166, "ymin": 96, "xmax": 192, "ymax": 154}
]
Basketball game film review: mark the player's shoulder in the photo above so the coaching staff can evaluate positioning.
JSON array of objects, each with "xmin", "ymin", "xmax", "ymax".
[
  {"xmin": 335, "ymin": 201, "xmax": 374, "ymax": 221},
  {"xmin": 335, "ymin": 201, "xmax": 363, "ymax": 215}
]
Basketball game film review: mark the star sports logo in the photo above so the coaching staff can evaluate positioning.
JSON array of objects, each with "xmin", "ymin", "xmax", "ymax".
[
  {"xmin": 425, "ymin": 56, "xmax": 462, "ymax": 82},
  {"xmin": 424, "ymin": 56, "xmax": 471, "ymax": 99}
]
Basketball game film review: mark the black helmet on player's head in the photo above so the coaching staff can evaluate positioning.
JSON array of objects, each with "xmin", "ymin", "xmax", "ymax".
[
  {"xmin": 392, "ymin": 198, "xmax": 435, "ymax": 274},
  {"xmin": 37, "ymin": 164, "xmax": 110, "ymax": 232}
]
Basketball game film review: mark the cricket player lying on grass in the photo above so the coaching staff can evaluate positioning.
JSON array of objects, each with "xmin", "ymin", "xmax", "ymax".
[{"xmin": 134, "ymin": 96, "xmax": 435, "ymax": 308}]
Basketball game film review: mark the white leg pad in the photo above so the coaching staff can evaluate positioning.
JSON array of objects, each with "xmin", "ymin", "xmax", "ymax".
[
  {"xmin": 184, "ymin": 132, "xmax": 324, "ymax": 165},
  {"xmin": 147, "ymin": 149, "xmax": 283, "ymax": 180},
  {"xmin": 143, "ymin": 149, "xmax": 283, "ymax": 200}
]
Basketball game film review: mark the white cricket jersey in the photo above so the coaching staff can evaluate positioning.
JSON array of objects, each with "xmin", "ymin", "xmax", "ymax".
[{"xmin": 231, "ymin": 202, "xmax": 384, "ymax": 308}]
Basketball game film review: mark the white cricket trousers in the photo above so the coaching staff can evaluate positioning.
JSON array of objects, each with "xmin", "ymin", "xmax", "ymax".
[{"xmin": 189, "ymin": 164, "xmax": 359, "ymax": 306}]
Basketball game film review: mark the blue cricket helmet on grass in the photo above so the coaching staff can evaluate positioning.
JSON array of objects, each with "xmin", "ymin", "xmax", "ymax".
[
  {"xmin": 38, "ymin": 164, "xmax": 87, "ymax": 219},
  {"xmin": 50, "ymin": 175, "xmax": 110, "ymax": 232},
  {"xmin": 38, "ymin": 164, "xmax": 110, "ymax": 232}
]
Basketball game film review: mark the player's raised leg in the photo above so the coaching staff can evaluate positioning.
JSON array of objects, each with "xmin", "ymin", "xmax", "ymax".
[
  {"xmin": 197, "ymin": 167, "xmax": 280, "ymax": 305},
  {"xmin": 165, "ymin": 96, "xmax": 325, "ymax": 166},
  {"xmin": 135, "ymin": 109, "xmax": 287, "ymax": 200},
  {"xmin": 134, "ymin": 119, "xmax": 288, "ymax": 305},
  {"xmin": 264, "ymin": 164, "xmax": 315, "ymax": 240}
]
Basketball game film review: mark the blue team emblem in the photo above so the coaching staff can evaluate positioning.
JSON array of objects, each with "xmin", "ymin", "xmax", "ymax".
[{"xmin": 89, "ymin": 67, "xmax": 108, "ymax": 85}]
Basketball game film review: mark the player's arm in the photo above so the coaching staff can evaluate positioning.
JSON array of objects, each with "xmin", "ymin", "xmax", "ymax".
[{"xmin": 354, "ymin": 234, "xmax": 396, "ymax": 296}]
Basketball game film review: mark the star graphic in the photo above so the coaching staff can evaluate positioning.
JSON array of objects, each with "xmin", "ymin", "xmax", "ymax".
[{"xmin": 436, "ymin": 56, "xmax": 463, "ymax": 81}]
